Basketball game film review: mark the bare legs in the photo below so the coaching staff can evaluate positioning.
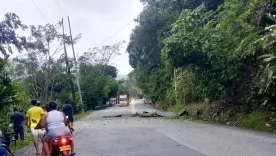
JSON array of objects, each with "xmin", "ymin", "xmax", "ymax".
[{"xmin": 33, "ymin": 139, "xmax": 40, "ymax": 155}]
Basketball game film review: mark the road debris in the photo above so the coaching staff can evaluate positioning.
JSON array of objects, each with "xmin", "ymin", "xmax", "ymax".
[{"xmin": 177, "ymin": 109, "xmax": 189, "ymax": 116}]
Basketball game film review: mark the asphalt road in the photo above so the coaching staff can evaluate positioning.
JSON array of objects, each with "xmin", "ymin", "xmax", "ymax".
[{"xmin": 16, "ymin": 100, "xmax": 276, "ymax": 156}]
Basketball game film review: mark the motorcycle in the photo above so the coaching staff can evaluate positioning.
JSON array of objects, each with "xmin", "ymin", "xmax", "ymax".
[
  {"xmin": 0, "ymin": 124, "xmax": 16, "ymax": 156},
  {"xmin": 48, "ymin": 116, "xmax": 74, "ymax": 156},
  {"xmin": 50, "ymin": 136, "xmax": 72, "ymax": 156}
]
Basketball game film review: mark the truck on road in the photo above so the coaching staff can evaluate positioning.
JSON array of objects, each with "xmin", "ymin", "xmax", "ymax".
[{"xmin": 117, "ymin": 93, "xmax": 129, "ymax": 107}]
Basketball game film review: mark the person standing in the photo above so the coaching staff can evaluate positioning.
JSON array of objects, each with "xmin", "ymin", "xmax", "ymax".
[
  {"xmin": 26, "ymin": 99, "xmax": 45, "ymax": 155},
  {"xmin": 10, "ymin": 107, "xmax": 24, "ymax": 145},
  {"xmin": 62, "ymin": 100, "xmax": 74, "ymax": 131}
]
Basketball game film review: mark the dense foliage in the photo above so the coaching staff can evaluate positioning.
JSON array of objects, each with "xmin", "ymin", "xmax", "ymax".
[
  {"xmin": 0, "ymin": 13, "xmax": 29, "ymax": 127},
  {"xmin": 127, "ymin": 0, "xmax": 276, "ymax": 111},
  {"xmin": 78, "ymin": 62, "xmax": 119, "ymax": 110}
]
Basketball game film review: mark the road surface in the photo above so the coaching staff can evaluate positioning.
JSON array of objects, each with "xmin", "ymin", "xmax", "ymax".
[{"xmin": 16, "ymin": 99, "xmax": 276, "ymax": 156}]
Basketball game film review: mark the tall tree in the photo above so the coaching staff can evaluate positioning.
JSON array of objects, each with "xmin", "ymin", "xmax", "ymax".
[
  {"xmin": 0, "ymin": 13, "xmax": 27, "ymax": 59},
  {"xmin": 14, "ymin": 22, "xmax": 81, "ymax": 102}
]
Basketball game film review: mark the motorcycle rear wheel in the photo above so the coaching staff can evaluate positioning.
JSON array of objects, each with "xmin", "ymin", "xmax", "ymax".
[
  {"xmin": 50, "ymin": 148, "xmax": 59, "ymax": 156},
  {"xmin": 51, "ymin": 148, "xmax": 70, "ymax": 156}
]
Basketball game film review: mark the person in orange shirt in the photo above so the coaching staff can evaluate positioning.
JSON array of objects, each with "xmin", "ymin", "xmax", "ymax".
[{"xmin": 26, "ymin": 99, "xmax": 45, "ymax": 155}]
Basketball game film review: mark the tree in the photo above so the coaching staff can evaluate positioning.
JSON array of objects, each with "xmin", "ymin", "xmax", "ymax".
[
  {"xmin": 78, "ymin": 43, "xmax": 124, "ymax": 110},
  {"xmin": 0, "ymin": 13, "xmax": 29, "ymax": 127},
  {"xmin": 128, "ymin": 0, "xmax": 276, "ymax": 111},
  {"xmin": 13, "ymin": 22, "xmax": 81, "ymax": 102},
  {"xmin": 79, "ymin": 65, "xmax": 119, "ymax": 109},
  {"xmin": 127, "ymin": 0, "xmax": 226, "ymax": 104},
  {"xmin": 81, "ymin": 41, "xmax": 124, "ymax": 66},
  {"xmin": 0, "ymin": 13, "xmax": 27, "ymax": 112},
  {"xmin": 95, "ymin": 64, "xmax": 118, "ymax": 78},
  {"xmin": 0, "ymin": 13, "xmax": 27, "ymax": 59}
]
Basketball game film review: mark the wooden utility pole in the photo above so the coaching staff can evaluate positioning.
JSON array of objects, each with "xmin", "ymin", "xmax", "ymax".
[
  {"xmin": 174, "ymin": 68, "xmax": 177, "ymax": 102},
  {"xmin": 61, "ymin": 18, "xmax": 76, "ymax": 103},
  {"xmin": 67, "ymin": 16, "xmax": 84, "ymax": 113}
]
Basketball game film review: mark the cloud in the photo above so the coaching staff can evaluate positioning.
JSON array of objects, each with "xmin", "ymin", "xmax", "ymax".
[{"xmin": 0, "ymin": 0, "xmax": 144, "ymax": 75}]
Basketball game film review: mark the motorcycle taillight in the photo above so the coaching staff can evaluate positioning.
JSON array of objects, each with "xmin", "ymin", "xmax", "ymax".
[
  {"xmin": 59, "ymin": 137, "xmax": 70, "ymax": 145},
  {"xmin": 61, "ymin": 138, "xmax": 67, "ymax": 144}
]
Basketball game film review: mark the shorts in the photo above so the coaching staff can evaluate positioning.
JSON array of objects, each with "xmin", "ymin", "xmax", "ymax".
[
  {"xmin": 44, "ymin": 126, "xmax": 71, "ymax": 142},
  {"xmin": 31, "ymin": 127, "xmax": 45, "ymax": 140},
  {"xmin": 66, "ymin": 115, "xmax": 74, "ymax": 123}
]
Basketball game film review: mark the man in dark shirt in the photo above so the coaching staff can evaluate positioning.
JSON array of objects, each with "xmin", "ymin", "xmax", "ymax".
[
  {"xmin": 62, "ymin": 100, "xmax": 74, "ymax": 130},
  {"xmin": 11, "ymin": 107, "xmax": 24, "ymax": 144}
]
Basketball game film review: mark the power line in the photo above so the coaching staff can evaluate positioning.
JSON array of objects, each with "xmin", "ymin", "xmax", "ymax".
[
  {"xmin": 97, "ymin": 19, "xmax": 134, "ymax": 47},
  {"xmin": 54, "ymin": 0, "xmax": 65, "ymax": 17},
  {"xmin": 30, "ymin": 0, "xmax": 49, "ymax": 23}
]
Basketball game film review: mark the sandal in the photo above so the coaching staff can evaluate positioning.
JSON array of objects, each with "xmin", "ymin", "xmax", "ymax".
[
  {"xmin": 36, "ymin": 153, "xmax": 40, "ymax": 155},
  {"xmin": 71, "ymin": 152, "xmax": 76, "ymax": 156}
]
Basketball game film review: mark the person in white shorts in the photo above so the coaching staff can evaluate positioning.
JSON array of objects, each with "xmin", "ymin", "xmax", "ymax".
[
  {"xmin": 26, "ymin": 100, "xmax": 45, "ymax": 155},
  {"xmin": 31, "ymin": 127, "xmax": 45, "ymax": 140}
]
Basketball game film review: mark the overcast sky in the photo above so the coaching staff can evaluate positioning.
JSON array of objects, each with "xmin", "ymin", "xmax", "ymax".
[{"xmin": 0, "ymin": 0, "xmax": 144, "ymax": 75}]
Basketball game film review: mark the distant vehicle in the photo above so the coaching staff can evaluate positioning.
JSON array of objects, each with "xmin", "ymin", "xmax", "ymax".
[
  {"xmin": 105, "ymin": 101, "xmax": 110, "ymax": 107},
  {"xmin": 117, "ymin": 93, "xmax": 129, "ymax": 107},
  {"xmin": 109, "ymin": 98, "xmax": 116, "ymax": 106}
]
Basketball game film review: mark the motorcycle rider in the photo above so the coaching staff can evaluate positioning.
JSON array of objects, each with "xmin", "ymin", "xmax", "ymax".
[
  {"xmin": 62, "ymin": 100, "xmax": 74, "ymax": 132},
  {"xmin": 39, "ymin": 101, "xmax": 75, "ymax": 156}
]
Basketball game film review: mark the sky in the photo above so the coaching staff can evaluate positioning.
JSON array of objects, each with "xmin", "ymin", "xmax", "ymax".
[{"xmin": 0, "ymin": 0, "xmax": 144, "ymax": 75}]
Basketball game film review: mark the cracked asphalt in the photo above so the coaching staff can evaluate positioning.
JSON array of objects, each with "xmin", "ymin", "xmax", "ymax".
[{"xmin": 15, "ymin": 99, "xmax": 276, "ymax": 156}]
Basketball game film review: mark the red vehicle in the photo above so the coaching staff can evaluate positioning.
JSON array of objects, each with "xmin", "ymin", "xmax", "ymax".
[{"xmin": 117, "ymin": 93, "xmax": 129, "ymax": 106}]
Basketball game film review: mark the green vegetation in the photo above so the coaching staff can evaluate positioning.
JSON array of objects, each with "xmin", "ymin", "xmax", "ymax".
[
  {"xmin": 236, "ymin": 111, "xmax": 275, "ymax": 131},
  {"xmin": 74, "ymin": 110, "xmax": 93, "ymax": 120},
  {"xmin": 168, "ymin": 103, "xmax": 184, "ymax": 113},
  {"xmin": 9, "ymin": 126, "xmax": 33, "ymax": 152},
  {"xmin": 127, "ymin": 0, "xmax": 276, "ymax": 132},
  {"xmin": 168, "ymin": 104, "xmax": 276, "ymax": 132},
  {"xmin": 0, "ymin": 13, "xmax": 127, "ymax": 120},
  {"xmin": 0, "ymin": 11, "xmax": 128, "ymax": 152}
]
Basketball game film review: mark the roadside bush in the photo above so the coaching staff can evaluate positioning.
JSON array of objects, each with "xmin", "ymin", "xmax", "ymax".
[
  {"xmin": 236, "ymin": 111, "xmax": 273, "ymax": 131},
  {"xmin": 168, "ymin": 102, "xmax": 184, "ymax": 112}
]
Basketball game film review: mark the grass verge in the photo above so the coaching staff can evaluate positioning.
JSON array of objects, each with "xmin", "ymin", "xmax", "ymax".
[
  {"xmin": 236, "ymin": 111, "xmax": 275, "ymax": 131},
  {"xmin": 168, "ymin": 103, "xmax": 276, "ymax": 132},
  {"xmin": 73, "ymin": 110, "xmax": 93, "ymax": 120},
  {"xmin": 10, "ymin": 126, "xmax": 32, "ymax": 153}
]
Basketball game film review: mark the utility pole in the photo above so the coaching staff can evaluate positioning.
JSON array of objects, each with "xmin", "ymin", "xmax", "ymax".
[
  {"xmin": 61, "ymin": 18, "xmax": 76, "ymax": 104},
  {"xmin": 174, "ymin": 68, "xmax": 177, "ymax": 101},
  {"xmin": 67, "ymin": 16, "xmax": 84, "ymax": 113}
]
